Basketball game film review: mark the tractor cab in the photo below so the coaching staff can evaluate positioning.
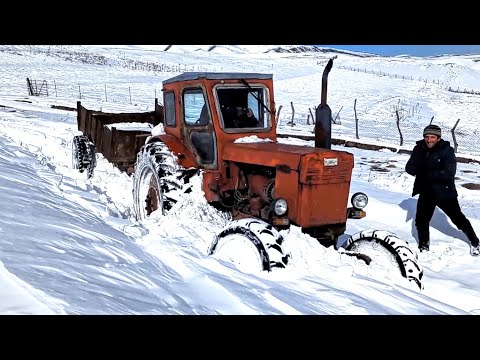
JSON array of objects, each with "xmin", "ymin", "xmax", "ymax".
[{"xmin": 161, "ymin": 72, "xmax": 277, "ymax": 169}]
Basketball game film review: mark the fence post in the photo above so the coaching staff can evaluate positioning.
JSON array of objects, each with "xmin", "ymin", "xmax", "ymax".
[
  {"xmin": 54, "ymin": 80, "xmax": 57, "ymax": 97},
  {"xmin": 276, "ymin": 105, "xmax": 283, "ymax": 124},
  {"xmin": 26, "ymin": 78, "xmax": 33, "ymax": 96},
  {"xmin": 308, "ymin": 108, "xmax": 315, "ymax": 126},
  {"xmin": 129, "ymin": 87, "xmax": 132, "ymax": 104},
  {"xmin": 354, "ymin": 99, "xmax": 359, "ymax": 139},
  {"xmin": 78, "ymin": 85, "xmax": 82, "ymax": 99},
  {"xmin": 395, "ymin": 109, "xmax": 403, "ymax": 146},
  {"xmin": 451, "ymin": 119, "xmax": 460, "ymax": 153},
  {"xmin": 105, "ymin": 85, "xmax": 108, "ymax": 102},
  {"xmin": 289, "ymin": 102, "xmax": 295, "ymax": 126}
]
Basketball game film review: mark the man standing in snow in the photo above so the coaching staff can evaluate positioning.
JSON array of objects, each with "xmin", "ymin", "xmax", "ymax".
[{"xmin": 405, "ymin": 124, "xmax": 480, "ymax": 256}]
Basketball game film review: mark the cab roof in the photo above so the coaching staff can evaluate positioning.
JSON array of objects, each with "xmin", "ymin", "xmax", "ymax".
[{"xmin": 162, "ymin": 72, "xmax": 273, "ymax": 85}]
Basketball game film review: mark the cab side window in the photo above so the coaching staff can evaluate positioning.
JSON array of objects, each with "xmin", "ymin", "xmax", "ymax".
[
  {"xmin": 164, "ymin": 91, "xmax": 176, "ymax": 127},
  {"xmin": 183, "ymin": 88, "xmax": 216, "ymax": 165},
  {"xmin": 184, "ymin": 89, "xmax": 210, "ymax": 126}
]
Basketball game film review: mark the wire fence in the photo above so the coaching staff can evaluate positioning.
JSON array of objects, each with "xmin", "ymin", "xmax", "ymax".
[
  {"xmin": 25, "ymin": 77, "xmax": 480, "ymax": 157},
  {"xmin": 280, "ymin": 112, "xmax": 480, "ymax": 157},
  {"xmin": 316, "ymin": 59, "xmax": 480, "ymax": 96},
  {"xmin": 29, "ymin": 79, "xmax": 161, "ymax": 108},
  {"xmin": 333, "ymin": 117, "xmax": 480, "ymax": 155}
]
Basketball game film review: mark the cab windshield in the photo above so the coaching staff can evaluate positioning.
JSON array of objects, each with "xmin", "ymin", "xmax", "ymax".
[{"xmin": 215, "ymin": 85, "xmax": 271, "ymax": 132}]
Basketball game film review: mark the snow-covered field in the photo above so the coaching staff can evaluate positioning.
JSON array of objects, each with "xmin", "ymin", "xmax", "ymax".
[{"xmin": 1, "ymin": 45, "xmax": 480, "ymax": 314}]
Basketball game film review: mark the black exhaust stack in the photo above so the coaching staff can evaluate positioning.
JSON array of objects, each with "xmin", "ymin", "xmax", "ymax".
[{"xmin": 315, "ymin": 58, "xmax": 334, "ymax": 149}]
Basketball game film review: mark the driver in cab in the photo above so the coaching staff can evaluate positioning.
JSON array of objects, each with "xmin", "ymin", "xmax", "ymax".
[{"xmin": 234, "ymin": 107, "xmax": 258, "ymax": 128}]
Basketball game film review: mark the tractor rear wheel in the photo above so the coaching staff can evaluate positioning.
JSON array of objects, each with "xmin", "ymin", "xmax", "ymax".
[
  {"xmin": 344, "ymin": 229, "xmax": 424, "ymax": 289},
  {"xmin": 208, "ymin": 218, "xmax": 289, "ymax": 273},
  {"xmin": 133, "ymin": 141, "xmax": 183, "ymax": 221}
]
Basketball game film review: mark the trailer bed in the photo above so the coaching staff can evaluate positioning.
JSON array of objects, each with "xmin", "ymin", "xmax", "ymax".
[{"xmin": 76, "ymin": 100, "xmax": 163, "ymax": 173}]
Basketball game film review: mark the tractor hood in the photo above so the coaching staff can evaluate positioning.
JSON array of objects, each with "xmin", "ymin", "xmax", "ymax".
[
  {"xmin": 222, "ymin": 141, "xmax": 349, "ymax": 173},
  {"xmin": 222, "ymin": 141, "xmax": 354, "ymax": 228}
]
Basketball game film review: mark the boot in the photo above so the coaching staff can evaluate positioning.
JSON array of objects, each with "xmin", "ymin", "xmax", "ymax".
[
  {"xmin": 417, "ymin": 229, "xmax": 430, "ymax": 252},
  {"xmin": 464, "ymin": 227, "xmax": 479, "ymax": 247},
  {"xmin": 471, "ymin": 245, "xmax": 480, "ymax": 257},
  {"xmin": 463, "ymin": 227, "xmax": 480, "ymax": 256}
]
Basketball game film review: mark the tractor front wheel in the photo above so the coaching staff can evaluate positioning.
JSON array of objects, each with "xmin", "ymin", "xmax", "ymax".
[
  {"xmin": 208, "ymin": 218, "xmax": 289, "ymax": 273},
  {"xmin": 343, "ymin": 229, "xmax": 424, "ymax": 290}
]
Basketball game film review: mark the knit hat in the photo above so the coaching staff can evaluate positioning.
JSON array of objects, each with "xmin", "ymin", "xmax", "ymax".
[{"xmin": 423, "ymin": 124, "xmax": 441, "ymax": 137}]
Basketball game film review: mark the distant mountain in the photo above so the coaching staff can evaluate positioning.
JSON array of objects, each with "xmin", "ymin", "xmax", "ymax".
[
  {"xmin": 0, "ymin": 44, "xmax": 378, "ymax": 58},
  {"xmin": 145, "ymin": 45, "xmax": 377, "ymax": 57},
  {"xmin": 263, "ymin": 45, "xmax": 376, "ymax": 57}
]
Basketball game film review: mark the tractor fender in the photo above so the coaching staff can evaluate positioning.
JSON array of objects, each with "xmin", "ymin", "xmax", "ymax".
[{"xmin": 146, "ymin": 134, "xmax": 199, "ymax": 169}]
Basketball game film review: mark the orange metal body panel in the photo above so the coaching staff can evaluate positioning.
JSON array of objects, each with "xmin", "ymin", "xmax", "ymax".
[
  {"xmin": 222, "ymin": 142, "xmax": 354, "ymax": 227},
  {"xmin": 297, "ymin": 182, "xmax": 352, "ymax": 226},
  {"xmin": 202, "ymin": 170, "xmax": 221, "ymax": 201},
  {"xmin": 223, "ymin": 142, "xmax": 319, "ymax": 167},
  {"xmin": 154, "ymin": 134, "xmax": 199, "ymax": 169},
  {"xmin": 274, "ymin": 170, "xmax": 300, "ymax": 222}
]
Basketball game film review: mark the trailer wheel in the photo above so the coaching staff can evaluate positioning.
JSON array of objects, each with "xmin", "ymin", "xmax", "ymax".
[
  {"xmin": 344, "ymin": 229, "xmax": 424, "ymax": 289},
  {"xmin": 133, "ymin": 141, "xmax": 182, "ymax": 221},
  {"xmin": 72, "ymin": 135, "xmax": 96, "ymax": 179},
  {"xmin": 208, "ymin": 218, "xmax": 289, "ymax": 273}
]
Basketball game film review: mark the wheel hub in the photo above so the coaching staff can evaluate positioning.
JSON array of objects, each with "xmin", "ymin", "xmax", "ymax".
[{"xmin": 145, "ymin": 187, "xmax": 159, "ymax": 216}]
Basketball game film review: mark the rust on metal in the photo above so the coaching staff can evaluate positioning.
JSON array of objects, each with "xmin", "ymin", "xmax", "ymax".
[{"xmin": 76, "ymin": 100, "xmax": 162, "ymax": 172}]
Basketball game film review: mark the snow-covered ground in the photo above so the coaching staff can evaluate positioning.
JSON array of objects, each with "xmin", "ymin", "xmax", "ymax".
[{"xmin": 1, "ymin": 45, "xmax": 480, "ymax": 314}]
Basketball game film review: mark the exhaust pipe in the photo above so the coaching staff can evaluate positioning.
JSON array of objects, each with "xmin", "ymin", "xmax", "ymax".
[{"xmin": 315, "ymin": 58, "xmax": 334, "ymax": 149}]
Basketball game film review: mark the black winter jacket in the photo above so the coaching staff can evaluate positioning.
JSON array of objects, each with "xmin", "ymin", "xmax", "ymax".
[{"xmin": 405, "ymin": 138, "xmax": 458, "ymax": 200}]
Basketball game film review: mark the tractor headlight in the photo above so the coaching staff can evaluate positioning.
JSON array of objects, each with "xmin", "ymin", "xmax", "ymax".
[
  {"xmin": 272, "ymin": 198, "xmax": 288, "ymax": 216},
  {"xmin": 351, "ymin": 192, "xmax": 368, "ymax": 209}
]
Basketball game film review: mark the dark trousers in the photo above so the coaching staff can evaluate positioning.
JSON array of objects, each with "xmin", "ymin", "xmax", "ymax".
[{"xmin": 415, "ymin": 193, "xmax": 473, "ymax": 234}]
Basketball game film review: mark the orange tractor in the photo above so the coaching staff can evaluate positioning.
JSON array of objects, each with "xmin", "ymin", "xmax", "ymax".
[{"xmin": 73, "ymin": 59, "xmax": 423, "ymax": 289}]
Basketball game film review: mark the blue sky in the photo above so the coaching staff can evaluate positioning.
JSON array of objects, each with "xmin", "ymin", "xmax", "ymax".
[{"xmin": 320, "ymin": 45, "xmax": 480, "ymax": 57}]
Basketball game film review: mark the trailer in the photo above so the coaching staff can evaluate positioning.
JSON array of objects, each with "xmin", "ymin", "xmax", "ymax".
[{"xmin": 72, "ymin": 100, "xmax": 163, "ymax": 177}]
